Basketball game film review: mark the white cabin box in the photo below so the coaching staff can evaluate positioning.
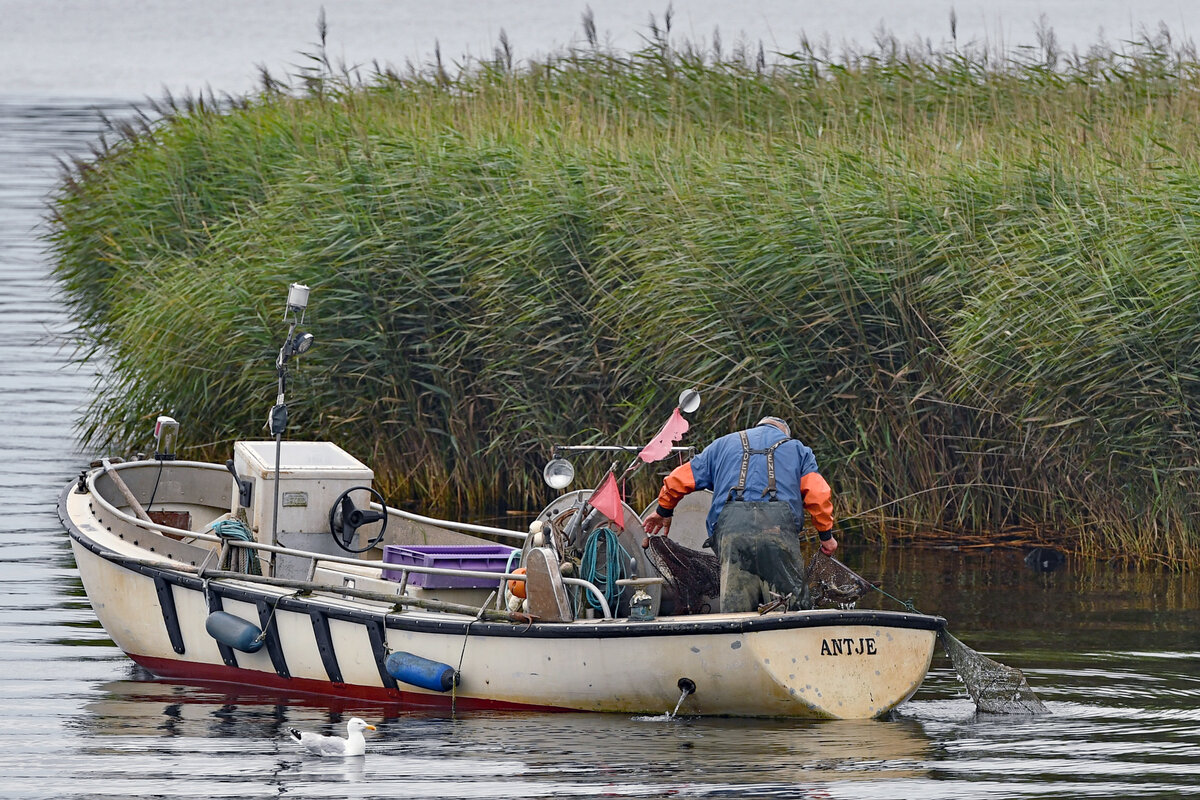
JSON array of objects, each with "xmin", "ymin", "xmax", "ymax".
[{"xmin": 232, "ymin": 440, "xmax": 375, "ymax": 544}]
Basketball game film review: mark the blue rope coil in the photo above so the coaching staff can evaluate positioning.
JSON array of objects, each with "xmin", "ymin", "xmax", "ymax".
[
  {"xmin": 209, "ymin": 518, "xmax": 262, "ymax": 575},
  {"xmin": 579, "ymin": 527, "xmax": 630, "ymax": 611}
]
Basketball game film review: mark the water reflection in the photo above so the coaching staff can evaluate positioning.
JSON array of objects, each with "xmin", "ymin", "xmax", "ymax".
[
  {"xmin": 274, "ymin": 753, "xmax": 368, "ymax": 784},
  {"xmin": 74, "ymin": 678, "xmax": 937, "ymax": 793},
  {"xmin": 82, "ymin": 677, "xmax": 361, "ymax": 739}
]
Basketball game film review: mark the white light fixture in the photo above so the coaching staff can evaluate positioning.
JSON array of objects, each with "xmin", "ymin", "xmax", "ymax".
[{"xmin": 543, "ymin": 458, "xmax": 575, "ymax": 490}]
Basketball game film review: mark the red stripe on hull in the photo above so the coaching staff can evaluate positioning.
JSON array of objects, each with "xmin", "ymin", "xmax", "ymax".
[{"xmin": 130, "ymin": 653, "xmax": 568, "ymax": 713}]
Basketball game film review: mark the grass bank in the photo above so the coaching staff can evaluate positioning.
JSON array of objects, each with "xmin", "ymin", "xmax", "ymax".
[{"xmin": 49, "ymin": 18, "xmax": 1200, "ymax": 566}]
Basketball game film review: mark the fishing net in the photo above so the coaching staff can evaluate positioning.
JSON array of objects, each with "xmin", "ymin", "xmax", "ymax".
[
  {"xmin": 805, "ymin": 551, "xmax": 875, "ymax": 608},
  {"xmin": 647, "ymin": 539, "xmax": 878, "ymax": 613},
  {"xmin": 648, "ymin": 537, "xmax": 1047, "ymax": 714},
  {"xmin": 644, "ymin": 534, "xmax": 720, "ymax": 614},
  {"xmin": 939, "ymin": 629, "xmax": 1049, "ymax": 715},
  {"xmin": 810, "ymin": 550, "xmax": 1048, "ymax": 715}
]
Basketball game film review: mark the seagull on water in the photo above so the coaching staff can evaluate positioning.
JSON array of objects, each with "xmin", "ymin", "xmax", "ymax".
[{"xmin": 287, "ymin": 717, "xmax": 377, "ymax": 757}]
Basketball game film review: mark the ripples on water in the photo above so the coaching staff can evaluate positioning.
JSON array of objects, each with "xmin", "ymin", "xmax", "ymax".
[{"xmin": 1, "ymin": 101, "xmax": 1198, "ymax": 800}]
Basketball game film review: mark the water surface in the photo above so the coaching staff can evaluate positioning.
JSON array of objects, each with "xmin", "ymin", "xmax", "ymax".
[{"xmin": 5, "ymin": 1, "xmax": 1200, "ymax": 100}]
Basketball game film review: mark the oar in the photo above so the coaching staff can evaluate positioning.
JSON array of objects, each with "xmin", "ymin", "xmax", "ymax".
[{"xmin": 100, "ymin": 458, "xmax": 152, "ymax": 523}]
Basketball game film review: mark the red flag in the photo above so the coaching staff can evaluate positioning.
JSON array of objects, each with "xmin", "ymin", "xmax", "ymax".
[
  {"xmin": 587, "ymin": 471, "xmax": 625, "ymax": 529},
  {"xmin": 637, "ymin": 407, "xmax": 690, "ymax": 464}
]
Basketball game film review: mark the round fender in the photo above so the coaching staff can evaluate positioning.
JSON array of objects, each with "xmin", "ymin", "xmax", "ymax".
[
  {"xmin": 385, "ymin": 651, "xmax": 459, "ymax": 692},
  {"xmin": 204, "ymin": 610, "xmax": 265, "ymax": 653}
]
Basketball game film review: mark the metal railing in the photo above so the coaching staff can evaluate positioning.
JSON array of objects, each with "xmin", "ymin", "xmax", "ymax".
[
  {"xmin": 83, "ymin": 460, "xmax": 613, "ymax": 618},
  {"xmin": 371, "ymin": 501, "xmax": 529, "ymax": 542}
]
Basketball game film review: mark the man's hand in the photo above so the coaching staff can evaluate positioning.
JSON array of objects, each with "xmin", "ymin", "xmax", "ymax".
[
  {"xmin": 643, "ymin": 511, "xmax": 672, "ymax": 536},
  {"xmin": 819, "ymin": 532, "xmax": 838, "ymax": 556}
]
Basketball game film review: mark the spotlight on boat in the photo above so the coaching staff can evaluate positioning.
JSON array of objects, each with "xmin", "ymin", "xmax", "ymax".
[
  {"xmin": 289, "ymin": 331, "xmax": 315, "ymax": 356},
  {"xmin": 678, "ymin": 388, "xmax": 700, "ymax": 414},
  {"xmin": 543, "ymin": 458, "xmax": 575, "ymax": 490}
]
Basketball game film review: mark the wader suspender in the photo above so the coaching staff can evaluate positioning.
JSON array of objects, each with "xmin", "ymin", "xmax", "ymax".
[{"xmin": 729, "ymin": 431, "xmax": 788, "ymax": 502}]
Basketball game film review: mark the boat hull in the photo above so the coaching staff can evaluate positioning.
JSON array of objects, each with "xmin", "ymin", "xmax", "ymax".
[{"xmin": 61, "ymin": 481, "xmax": 940, "ymax": 718}]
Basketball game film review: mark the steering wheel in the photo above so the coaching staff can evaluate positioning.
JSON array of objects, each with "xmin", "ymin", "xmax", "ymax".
[{"xmin": 328, "ymin": 486, "xmax": 389, "ymax": 553}]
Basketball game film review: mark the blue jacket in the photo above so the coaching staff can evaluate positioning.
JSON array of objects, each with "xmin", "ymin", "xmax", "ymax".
[{"xmin": 688, "ymin": 423, "xmax": 820, "ymax": 536}]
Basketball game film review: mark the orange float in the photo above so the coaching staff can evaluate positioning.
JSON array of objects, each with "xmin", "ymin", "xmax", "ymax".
[{"xmin": 507, "ymin": 567, "xmax": 527, "ymax": 599}]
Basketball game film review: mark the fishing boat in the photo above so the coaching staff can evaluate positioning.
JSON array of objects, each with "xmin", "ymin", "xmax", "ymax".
[{"xmin": 57, "ymin": 285, "xmax": 944, "ymax": 719}]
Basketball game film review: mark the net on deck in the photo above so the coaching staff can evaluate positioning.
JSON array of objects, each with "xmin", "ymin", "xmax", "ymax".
[
  {"xmin": 939, "ymin": 629, "xmax": 1049, "ymax": 715},
  {"xmin": 804, "ymin": 551, "xmax": 874, "ymax": 608},
  {"xmin": 645, "ymin": 534, "xmax": 720, "ymax": 614}
]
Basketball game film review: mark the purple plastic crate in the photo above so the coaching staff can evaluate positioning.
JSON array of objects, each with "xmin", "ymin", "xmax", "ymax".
[{"xmin": 382, "ymin": 544, "xmax": 518, "ymax": 588}]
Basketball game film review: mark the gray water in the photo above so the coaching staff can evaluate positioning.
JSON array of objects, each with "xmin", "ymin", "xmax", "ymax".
[
  {"xmin": 7, "ymin": 1, "xmax": 1200, "ymax": 100},
  {"xmin": 2, "ymin": 5, "xmax": 1200, "ymax": 797}
]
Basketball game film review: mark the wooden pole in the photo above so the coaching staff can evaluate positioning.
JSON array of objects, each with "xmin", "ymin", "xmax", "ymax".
[
  {"xmin": 101, "ymin": 458, "xmax": 152, "ymax": 523},
  {"xmin": 121, "ymin": 556, "xmax": 534, "ymax": 623}
]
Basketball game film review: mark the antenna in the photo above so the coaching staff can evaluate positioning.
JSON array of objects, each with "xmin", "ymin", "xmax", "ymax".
[{"xmin": 268, "ymin": 283, "xmax": 315, "ymax": 559}]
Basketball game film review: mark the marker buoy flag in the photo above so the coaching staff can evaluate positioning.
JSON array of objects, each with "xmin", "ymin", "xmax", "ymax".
[
  {"xmin": 587, "ymin": 471, "xmax": 625, "ymax": 529},
  {"xmin": 637, "ymin": 407, "xmax": 689, "ymax": 464}
]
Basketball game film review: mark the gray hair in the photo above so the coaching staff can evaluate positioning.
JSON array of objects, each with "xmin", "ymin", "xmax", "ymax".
[{"xmin": 757, "ymin": 416, "xmax": 791, "ymax": 436}]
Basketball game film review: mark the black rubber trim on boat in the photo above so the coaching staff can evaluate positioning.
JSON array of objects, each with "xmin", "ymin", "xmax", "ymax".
[
  {"xmin": 389, "ymin": 611, "xmax": 943, "ymax": 639},
  {"xmin": 206, "ymin": 591, "xmax": 239, "ymax": 668},
  {"xmin": 255, "ymin": 599, "xmax": 291, "ymax": 679},
  {"xmin": 365, "ymin": 618, "xmax": 399, "ymax": 690},
  {"xmin": 153, "ymin": 575, "xmax": 186, "ymax": 654},
  {"xmin": 309, "ymin": 608, "xmax": 343, "ymax": 684}
]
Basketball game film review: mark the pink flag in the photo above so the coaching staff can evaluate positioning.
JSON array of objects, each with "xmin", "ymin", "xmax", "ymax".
[
  {"xmin": 587, "ymin": 471, "xmax": 625, "ymax": 529},
  {"xmin": 637, "ymin": 407, "xmax": 690, "ymax": 464}
]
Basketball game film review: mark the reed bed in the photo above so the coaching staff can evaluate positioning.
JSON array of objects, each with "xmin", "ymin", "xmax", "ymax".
[{"xmin": 48, "ymin": 18, "xmax": 1200, "ymax": 565}]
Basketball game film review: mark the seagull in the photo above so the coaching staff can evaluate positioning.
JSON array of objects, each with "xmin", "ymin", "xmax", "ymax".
[{"xmin": 287, "ymin": 717, "xmax": 377, "ymax": 757}]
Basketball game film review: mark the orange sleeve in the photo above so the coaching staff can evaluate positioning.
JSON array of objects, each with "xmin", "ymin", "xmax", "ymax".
[
  {"xmin": 800, "ymin": 472, "xmax": 834, "ymax": 533},
  {"xmin": 656, "ymin": 463, "xmax": 697, "ymax": 512}
]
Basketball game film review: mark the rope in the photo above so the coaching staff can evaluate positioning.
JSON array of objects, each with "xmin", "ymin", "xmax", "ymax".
[
  {"xmin": 579, "ymin": 527, "xmax": 630, "ymax": 611},
  {"xmin": 209, "ymin": 518, "xmax": 263, "ymax": 576},
  {"xmin": 871, "ymin": 584, "xmax": 918, "ymax": 613},
  {"xmin": 497, "ymin": 548, "xmax": 522, "ymax": 610},
  {"xmin": 254, "ymin": 590, "xmax": 299, "ymax": 646},
  {"xmin": 452, "ymin": 616, "xmax": 480, "ymax": 718}
]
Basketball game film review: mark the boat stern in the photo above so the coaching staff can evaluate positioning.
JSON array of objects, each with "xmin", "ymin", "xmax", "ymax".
[{"xmin": 744, "ymin": 612, "xmax": 940, "ymax": 718}]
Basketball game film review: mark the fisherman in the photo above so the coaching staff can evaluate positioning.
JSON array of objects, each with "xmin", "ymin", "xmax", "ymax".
[{"xmin": 642, "ymin": 416, "xmax": 837, "ymax": 612}]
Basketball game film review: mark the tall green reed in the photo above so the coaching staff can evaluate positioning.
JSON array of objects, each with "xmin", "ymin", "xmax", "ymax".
[{"xmin": 47, "ymin": 19, "xmax": 1200, "ymax": 565}]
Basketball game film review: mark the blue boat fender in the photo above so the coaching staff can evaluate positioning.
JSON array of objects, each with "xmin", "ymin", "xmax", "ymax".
[
  {"xmin": 385, "ymin": 651, "xmax": 459, "ymax": 692},
  {"xmin": 205, "ymin": 610, "xmax": 265, "ymax": 653}
]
